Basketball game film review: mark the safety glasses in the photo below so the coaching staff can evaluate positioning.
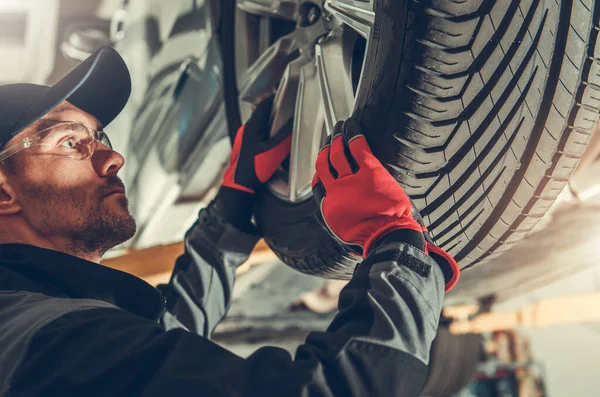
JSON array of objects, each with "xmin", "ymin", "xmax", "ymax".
[{"xmin": 0, "ymin": 121, "xmax": 112, "ymax": 164}]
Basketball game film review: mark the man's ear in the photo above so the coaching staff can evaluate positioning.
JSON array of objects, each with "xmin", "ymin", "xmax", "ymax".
[{"xmin": 0, "ymin": 178, "xmax": 21, "ymax": 215}]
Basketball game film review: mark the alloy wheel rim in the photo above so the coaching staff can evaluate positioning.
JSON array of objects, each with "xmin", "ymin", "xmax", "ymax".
[{"xmin": 236, "ymin": 0, "xmax": 376, "ymax": 202}]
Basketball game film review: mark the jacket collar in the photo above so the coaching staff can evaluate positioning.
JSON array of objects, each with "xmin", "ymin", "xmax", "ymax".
[{"xmin": 0, "ymin": 244, "xmax": 166, "ymax": 321}]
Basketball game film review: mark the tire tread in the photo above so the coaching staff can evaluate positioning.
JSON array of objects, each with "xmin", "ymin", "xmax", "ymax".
[{"xmin": 256, "ymin": 0, "xmax": 600, "ymax": 277}]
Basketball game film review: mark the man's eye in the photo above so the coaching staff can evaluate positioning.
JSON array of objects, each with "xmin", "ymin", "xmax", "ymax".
[{"xmin": 60, "ymin": 138, "xmax": 76, "ymax": 149}]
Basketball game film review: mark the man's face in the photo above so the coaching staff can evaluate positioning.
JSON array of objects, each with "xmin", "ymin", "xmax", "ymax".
[{"xmin": 4, "ymin": 101, "xmax": 136, "ymax": 256}]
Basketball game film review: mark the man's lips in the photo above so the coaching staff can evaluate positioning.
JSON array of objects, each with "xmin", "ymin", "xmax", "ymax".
[{"xmin": 104, "ymin": 188, "xmax": 126, "ymax": 197}]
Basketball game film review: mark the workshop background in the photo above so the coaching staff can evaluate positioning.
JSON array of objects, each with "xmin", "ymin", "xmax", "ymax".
[{"xmin": 3, "ymin": 0, "xmax": 600, "ymax": 395}]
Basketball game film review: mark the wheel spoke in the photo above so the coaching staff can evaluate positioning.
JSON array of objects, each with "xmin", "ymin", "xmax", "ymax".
[
  {"xmin": 267, "ymin": 54, "xmax": 321, "ymax": 202},
  {"xmin": 237, "ymin": 0, "xmax": 297, "ymax": 21},
  {"xmin": 270, "ymin": 54, "xmax": 308, "ymax": 137},
  {"xmin": 324, "ymin": 0, "xmax": 375, "ymax": 39},
  {"xmin": 238, "ymin": 33, "xmax": 299, "ymax": 105},
  {"xmin": 287, "ymin": 61, "xmax": 326, "ymax": 202},
  {"xmin": 315, "ymin": 38, "xmax": 355, "ymax": 135}
]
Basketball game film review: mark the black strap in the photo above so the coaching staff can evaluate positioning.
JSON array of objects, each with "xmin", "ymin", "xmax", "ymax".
[{"xmin": 215, "ymin": 0, "xmax": 242, "ymax": 144}]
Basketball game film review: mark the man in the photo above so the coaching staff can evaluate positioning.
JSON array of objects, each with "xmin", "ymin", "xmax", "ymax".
[{"xmin": 0, "ymin": 47, "xmax": 459, "ymax": 396}]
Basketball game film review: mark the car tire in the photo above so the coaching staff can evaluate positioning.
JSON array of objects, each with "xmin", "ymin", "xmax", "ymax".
[
  {"xmin": 421, "ymin": 327, "xmax": 483, "ymax": 396},
  {"xmin": 255, "ymin": 0, "xmax": 600, "ymax": 277}
]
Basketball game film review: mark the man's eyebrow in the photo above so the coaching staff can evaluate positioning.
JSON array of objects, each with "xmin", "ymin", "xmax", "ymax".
[
  {"xmin": 31, "ymin": 119, "xmax": 64, "ymax": 136},
  {"xmin": 65, "ymin": 106, "xmax": 103, "ymax": 129}
]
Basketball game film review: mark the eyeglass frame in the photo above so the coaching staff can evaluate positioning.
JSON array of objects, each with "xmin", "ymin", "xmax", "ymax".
[{"xmin": 0, "ymin": 121, "xmax": 113, "ymax": 164}]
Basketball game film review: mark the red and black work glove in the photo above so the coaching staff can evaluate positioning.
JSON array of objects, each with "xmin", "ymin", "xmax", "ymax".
[
  {"xmin": 312, "ymin": 119, "xmax": 460, "ymax": 293},
  {"xmin": 214, "ymin": 97, "xmax": 292, "ymax": 231}
]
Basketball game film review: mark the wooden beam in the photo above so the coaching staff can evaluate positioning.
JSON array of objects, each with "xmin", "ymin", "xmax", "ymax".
[
  {"xmin": 448, "ymin": 291, "xmax": 600, "ymax": 334},
  {"xmin": 102, "ymin": 239, "xmax": 276, "ymax": 286},
  {"xmin": 442, "ymin": 304, "xmax": 479, "ymax": 320}
]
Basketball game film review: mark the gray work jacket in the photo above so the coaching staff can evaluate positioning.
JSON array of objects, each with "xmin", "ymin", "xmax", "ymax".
[{"xmin": 0, "ymin": 203, "xmax": 444, "ymax": 396}]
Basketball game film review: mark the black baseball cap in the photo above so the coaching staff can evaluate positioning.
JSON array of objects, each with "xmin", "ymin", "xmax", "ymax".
[{"xmin": 0, "ymin": 46, "xmax": 131, "ymax": 151}]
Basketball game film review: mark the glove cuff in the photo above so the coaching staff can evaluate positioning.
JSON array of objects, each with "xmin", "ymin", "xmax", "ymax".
[
  {"xmin": 367, "ymin": 227, "xmax": 460, "ymax": 293},
  {"xmin": 425, "ymin": 242, "xmax": 460, "ymax": 293},
  {"xmin": 371, "ymin": 229, "xmax": 426, "ymax": 252},
  {"xmin": 363, "ymin": 222, "xmax": 424, "ymax": 257},
  {"xmin": 213, "ymin": 186, "xmax": 256, "ymax": 233}
]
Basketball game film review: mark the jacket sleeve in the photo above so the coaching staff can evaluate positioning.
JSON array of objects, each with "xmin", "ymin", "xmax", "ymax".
[
  {"xmin": 7, "ymin": 242, "xmax": 444, "ymax": 397},
  {"xmin": 156, "ymin": 203, "xmax": 261, "ymax": 337}
]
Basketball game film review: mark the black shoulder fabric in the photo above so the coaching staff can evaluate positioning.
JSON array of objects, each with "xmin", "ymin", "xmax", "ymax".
[{"xmin": 8, "ymin": 307, "xmax": 244, "ymax": 397}]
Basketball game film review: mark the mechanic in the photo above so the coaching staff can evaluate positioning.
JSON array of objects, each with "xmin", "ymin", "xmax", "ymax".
[{"xmin": 0, "ymin": 47, "xmax": 459, "ymax": 396}]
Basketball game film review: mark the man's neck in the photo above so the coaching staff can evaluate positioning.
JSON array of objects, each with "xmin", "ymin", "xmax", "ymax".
[{"xmin": 0, "ymin": 219, "xmax": 102, "ymax": 263}]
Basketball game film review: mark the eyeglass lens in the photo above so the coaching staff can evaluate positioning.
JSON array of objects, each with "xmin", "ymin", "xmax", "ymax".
[{"xmin": 38, "ymin": 124, "xmax": 112, "ymax": 160}]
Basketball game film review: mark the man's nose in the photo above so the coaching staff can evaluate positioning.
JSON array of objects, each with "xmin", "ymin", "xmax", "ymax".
[{"xmin": 92, "ymin": 146, "xmax": 125, "ymax": 177}]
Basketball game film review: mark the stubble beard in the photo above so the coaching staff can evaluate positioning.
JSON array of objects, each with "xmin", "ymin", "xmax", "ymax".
[
  {"xmin": 22, "ymin": 181, "xmax": 137, "ymax": 258},
  {"xmin": 68, "ymin": 193, "xmax": 137, "ymax": 256}
]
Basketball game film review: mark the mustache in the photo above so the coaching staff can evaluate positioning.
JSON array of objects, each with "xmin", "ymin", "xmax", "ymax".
[{"xmin": 102, "ymin": 176, "xmax": 126, "ymax": 195}]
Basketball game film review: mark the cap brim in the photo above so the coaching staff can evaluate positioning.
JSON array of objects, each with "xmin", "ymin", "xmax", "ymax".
[{"xmin": 13, "ymin": 46, "xmax": 131, "ymax": 134}]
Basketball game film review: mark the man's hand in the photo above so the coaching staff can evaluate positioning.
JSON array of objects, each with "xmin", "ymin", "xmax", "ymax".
[
  {"xmin": 215, "ymin": 97, "xmax": 292, "ymax": 232},
  {"xmin": 312, "ymin": 118, "xmax": 459, "ymax": 292},
  {"xmin": 222, "ymin": 97, "xmax": 292, "ymax": 194},
  {"xmin": 312, "ymin": 118, "xmax": 423, "ymax": 256}
]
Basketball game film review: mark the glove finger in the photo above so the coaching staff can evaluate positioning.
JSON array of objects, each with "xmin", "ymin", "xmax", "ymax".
[
  {"xmin": 329, "ymin": 133, "xmax": 353, "ymax": 178},
  {"xmin": 342, "ymin": 118, "xmax": 378, "ymax": 166},
  {"xmin": 264, "ymin": 117, "xmax": 293, "ymax": 148},
  {"xmin": 311, "ymin": 179, "xmax": 329, "ymax": 235},
  {"xmin": 311, "ymin": 168, "xmax": 320, "ymax": 188},
  {"xmin": 315, "ymin": 135, "xmax": 335, "ymax": 184},
  {"xmin": 254, "ymin": 95, "xmax": 275, "ymax": 118},
  {"xmin": 254, "ymin": 134, "xmax": 292, "ymax": 183},
  {"xmin": 246, "ymin": 95, "xmax": 275, "ymax": 140},
  {"xmin": 342, "ymin": 118, "xmax": 365, "ymax": 142},
  {"xmin": 327, "ymin": 121, "xmax": 345, "ymax": 178},
  {"xmin": 230, "ymin": 124, "xmax": 246, "ymax": 164},
  {"xmin": 222, "ymin": 124, "xmax": 246, "ymax": 186}
]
